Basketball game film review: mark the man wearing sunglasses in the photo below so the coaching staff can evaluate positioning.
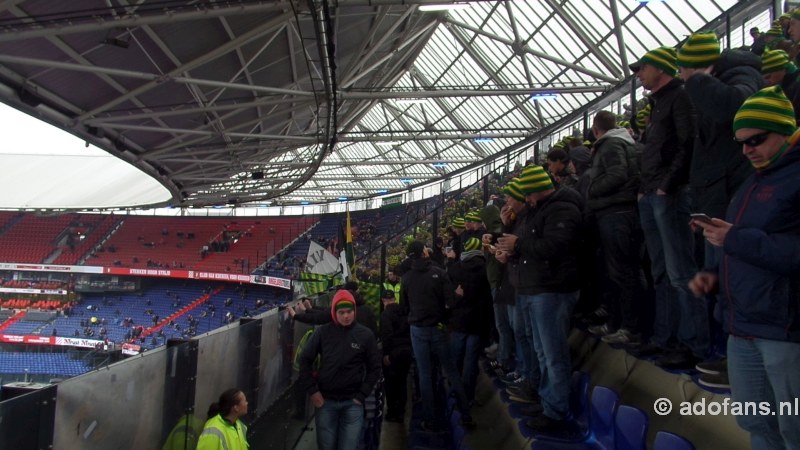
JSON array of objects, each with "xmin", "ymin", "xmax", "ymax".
[{"xmin": 690, "ymin": 86, "xmax": 800, "ymax": 450}]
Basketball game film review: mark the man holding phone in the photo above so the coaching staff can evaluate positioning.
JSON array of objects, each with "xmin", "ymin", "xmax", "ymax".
[{"xmin": 690, "ymin": 86, "xmax": 800, "ymax": 450}]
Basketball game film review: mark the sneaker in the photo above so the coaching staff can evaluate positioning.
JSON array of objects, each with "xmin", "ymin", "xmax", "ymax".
[
  {"xmin": 499, "ymin": 371, "xmax": 521, "ymax": 385},
  {"xmin": 487, "ymin": 359, "xmax": 504, "ymax": 374},
  {"xmin": 601, "ymin": 329, "xmax": 641, "ymax": 345},
  {"xmin": 696, "ymin": 358, "xmax": 727, "ymax": 375},
  {"xmin": 698, "ymin": 371, "xmax": 730, "ymax": 389},
  {"xmin": 655, "ymin": 351, "xmax": 701, "ymax": 370},
  {"xmin": 526, "ymin": 414, "xmax": 567, "ymax": 434},
  {"xmin": 581, "ymin": 306, "xmax": 610, "ymax": 326},
  {"xmin": 588, "ymin": 323, "xmax": 614, "ymax": 337}
]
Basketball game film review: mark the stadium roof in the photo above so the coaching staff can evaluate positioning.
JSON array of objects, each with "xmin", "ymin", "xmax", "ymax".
[{"xmin": 0, "ymin": 0, "xmax": 770, "ymax": 209}]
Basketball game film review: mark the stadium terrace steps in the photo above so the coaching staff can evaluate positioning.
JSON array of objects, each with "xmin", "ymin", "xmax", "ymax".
[{"xmin": 0, "ymin": 309, "xmax": 27, "ymax": 332}]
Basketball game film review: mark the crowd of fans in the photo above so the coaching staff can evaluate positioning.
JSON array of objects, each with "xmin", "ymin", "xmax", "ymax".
[{"xmin": 286, "ymin": 19, "xmax": 800, "ymax": 449}]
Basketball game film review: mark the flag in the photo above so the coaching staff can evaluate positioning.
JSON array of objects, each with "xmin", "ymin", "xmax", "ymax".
[
  {"xmin": 306, "ymin": 241, "xmax": 340, "ymax": 275},
  {"xmin": 338, "ymin": 206, "xmax": 355, "ymax": 280}
]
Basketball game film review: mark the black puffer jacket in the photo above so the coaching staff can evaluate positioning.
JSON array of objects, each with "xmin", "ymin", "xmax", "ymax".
[
  {"xmin": 513, "ymin": 188, "xmax": 585, "ymax": 295},
  {"xmin": 447, "ymin": 252, "xmax": 493, "ymax": 339},
  {"xmin": 639, "ymin": 77, "xmax": 696, "ymax": 195},
  {"xmin": 588, "ymin": 128, "xmax": 640, "ymax": 215},
  {"xmin": 400, "ymin": 258, "xmax": 454, "ymax": 327},
  {"xmin": 685, "ymin": 49, "xmax": 762, "ymax": 218}
]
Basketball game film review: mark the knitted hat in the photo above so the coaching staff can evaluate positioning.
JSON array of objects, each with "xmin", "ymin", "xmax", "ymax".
[
  {"xmin": 781, "ymin": 12, "xmax": 791, "ymax": 21},
  {"xmin": 765, "ymin": 25, "xmax": 784, "ymax": 37},
  {"xmin": 463, "ymin": 237, "xmax": 481, "ymax": 252},
  {"xmin": 762, "ymin": 49, "xmax": 796, "ymax": 74},
  {"xmin": 518, "ymin": 165, "xmax": 554, "ymax": 195},
  {"xmin": 617, "ymin": 120, "xmax": 630, "ymax": 128},
  {"xmin": 503, "ymin": 178, "xmax": 526, "ymax": 202},
  {"xmin": 793, "ymin": 9, "xmax": 800, "ymax": 21},
  {"xmin": 630, "ymin": 47, "xmax": 678, "ymax": 77},
  {"xmin": 635, "ymin": 104, "xmax": 652, "ymax": 129},
  {"xmin": 677, "ymin": 32, "xmax": 720, "ymax": 68},
  {"xmin": 451, "ymin": 217, "xmax": 465, "ymax": 229},
  {"xmin": 406, "ymin": 240, "xmax": 426, "ymax": 259},
  {"xmin": 465, "ymin": 211, "xmax": 482, "ymax": 223},
  {"xmin": 330, "ymin": 289, "xmax": 356, "ymax": 324},
  {"xmin": 733, "ymin": 86, "xmax": 797, "ymax": 136}
]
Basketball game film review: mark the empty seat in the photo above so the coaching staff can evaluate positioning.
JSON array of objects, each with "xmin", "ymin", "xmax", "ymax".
[
  {"xmin": 613, "ymin": 405, "xmax": 648, "ymax": 450},
  {"xmin": 653, "ymin": 431, "xmax": 695, "ymax": 450}
]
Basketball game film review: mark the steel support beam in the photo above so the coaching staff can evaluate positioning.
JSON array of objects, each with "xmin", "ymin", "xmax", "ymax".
[{"xmin": 442, "ymin": 19, "xmax": 620, "ymax": 83}]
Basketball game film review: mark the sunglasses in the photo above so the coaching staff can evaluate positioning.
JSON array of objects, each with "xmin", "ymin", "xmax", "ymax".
[{"xmin": 733, "ymin": 131, "xmax": 771, "ymax": 147}]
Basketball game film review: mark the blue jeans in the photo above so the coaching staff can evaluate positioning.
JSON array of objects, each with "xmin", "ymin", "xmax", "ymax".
[
  {"xmin": 515, "ymin": 294, "xmax": 541, "ymax": 390},
  {"xmin": 315, "ymin": 399, "xmax": 364, "ymax": 450},
  {"xmin": 639, "ymin": 189, "xmax": 709, "ymax": 357},
  {"xmin": 410, "ymin": 325, "xmax": 471, "ymax": 424},
  {"xmin": 524, "ymin": 291, "xmax": 579, "ymax": 420},
  {"xmin": 451, "ymin": 331, "xmax": 482, "ymax": 404},
  {"xmin": 728, "ymin": 336, "xmax": 800, "ymax": 450},
  {"xmin": 493, "ymin": 302, "xmax": 515, "ymax": 367}
]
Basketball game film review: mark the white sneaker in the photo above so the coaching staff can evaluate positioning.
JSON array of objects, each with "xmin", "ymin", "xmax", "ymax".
[{"xmin": 601, "ymin": 329, "xmax": 641, "ymax": 345}]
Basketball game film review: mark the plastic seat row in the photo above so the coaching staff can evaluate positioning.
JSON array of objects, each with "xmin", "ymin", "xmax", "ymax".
[{"xmin": 514, "ymin": 372, "xmax": 695, "ymax": 450}]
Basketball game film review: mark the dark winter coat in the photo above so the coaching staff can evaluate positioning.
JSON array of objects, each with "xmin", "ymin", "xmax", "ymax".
[
  {"xmin": 400, "ymin": 258, "xmax": 454, "ymax": 327},
  {"xmin": 512, "ymin": 188, "xmax": 585, "ymax": 295},
  {"xmin": 298, "ymin": 321, "xmax": 381, "ymax": 403},
  {"xmin": 379, "ymin": 303, "xmax": 411, "ymax": 356},
  {"xmin": 685, "ymin": 49, "xmax": 762, "ymax": 218},
  {"xmin": 639, "ymin": 78, "xmax": 696, "ymax": 195},
  {"xmin": 447, "ymin": 252, "xmax": 493, "ymax": 339},
  {"xmin": 719, "ymin": 138, "xmax": 800, "ymax": 342},
  {"xmin": 588, "ymin": 128, "xmax": 640, "ymax": 215}
]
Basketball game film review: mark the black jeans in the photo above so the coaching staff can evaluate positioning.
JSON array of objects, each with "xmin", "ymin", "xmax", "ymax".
[
  {"xmin": 596, "ymin": 209, "xmax": 646, "ymax": 333},
  {"xmin": 383, "ymin": 346, "xmax": 413, "ymax": 417}
]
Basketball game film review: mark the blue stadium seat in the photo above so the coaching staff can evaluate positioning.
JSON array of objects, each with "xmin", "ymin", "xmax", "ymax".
[
  {"xmin": 613, "ymin": 405, "xmax": 648, "ymax": 450},
  {"xmin": 653, "ymin": 431, "xmax": 695, "ymax": 450},
  {"xmin": 531, "ymin": 384, "xmax": 619, "ymax": 450}
]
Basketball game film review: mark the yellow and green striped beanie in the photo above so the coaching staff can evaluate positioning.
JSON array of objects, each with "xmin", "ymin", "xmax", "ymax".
[
  {"xmin": 465, "ymin": 210, "xmax": 482, "ymax": 223},
  {"xmin": 503, "ymin": 178, "xmax": 526, "ymax": 202},
  {"xmin": 677, "ymin": 32, "xmax": 720, "ymax": 68},
  {"xmin": 765, "ymin": 25, "xmax": 784, "ymax": 37},
  {"xmin": 631, "ymin": 46, "xmax": 678, "ymax": 77},
  {"xmin": 518, "ymin": 165, "xmax": 554, "ymax": 195},
  {"xmin": 463, "ymin": 237, "xmax": 482, "ymax": 252},
  {"xmin": 762, "ymin": 49, "xmax": 797, "ymax": 74},
  {"xmin": 617, "ymin": 120, "xmax": 631, "ymax": 129},
  {"xmin": 733, "ymin": 86, "xmax": 797, "ymax": 136},
  {"xmin": 451, "ymin": 217, "xmax": 465, "ymax": 229}
]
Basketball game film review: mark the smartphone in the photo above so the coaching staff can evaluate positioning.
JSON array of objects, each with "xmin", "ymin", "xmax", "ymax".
[
  {"xmin": 690, "ymin": 213, "xmax": 713, "ymax": 223},
  {"xmin": 444, "ymin": 246, "xmax": 453, "ymax": 253}
]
